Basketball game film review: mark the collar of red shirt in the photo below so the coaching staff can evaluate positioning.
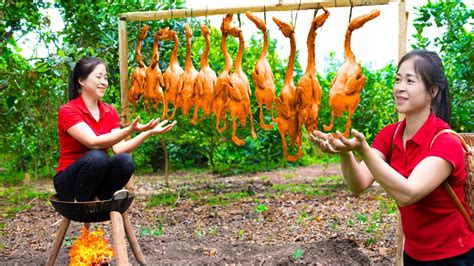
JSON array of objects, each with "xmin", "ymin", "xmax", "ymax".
[
  {"xmin": 72, "ymin": 95, "xmax": 110, "ymax": 119},
  {"xmin": 395, "ymin": 113, "xmax": 449, "ymax": 147}
]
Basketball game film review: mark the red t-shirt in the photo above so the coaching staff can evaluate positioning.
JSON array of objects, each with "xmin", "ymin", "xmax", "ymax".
[
  {"xmin": 56, "ymin": 96, "xmax": 121, "ymax": 173},
  {"xmin": 372, "ymin": 113, "xmax": 474, "ymax": 261}
]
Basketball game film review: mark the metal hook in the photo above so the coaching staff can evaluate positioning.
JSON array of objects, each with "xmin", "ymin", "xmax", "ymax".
[
  {"xmin": 205, "ymin": 6, "xmax": 209, "ymax": 26},
  {"xmin": 314, "ymin": 3, "xmax": 320, "ymax": 18},
  {"xmin": 293, "ymin": 0, "xmax": 302, "ymax": 28},
  {"xmin": 238, "ymin": 13, "xmax": 242, "ymax": 28},
  {"xmin": 264, "ymin": 0, "xmax": 267, "ymax": 25},
  {"xmin": 190, "ymin": 8, "xmax": 193, "ymax": 24},
  {"xmin": 348, "ymin": 0, "xmax": 353, "ymax": 23}
]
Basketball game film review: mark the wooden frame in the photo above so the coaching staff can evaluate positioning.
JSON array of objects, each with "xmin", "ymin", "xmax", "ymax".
[{"xmin": 118, "ymin": 1, "xmax": 407, "ymax": 265}]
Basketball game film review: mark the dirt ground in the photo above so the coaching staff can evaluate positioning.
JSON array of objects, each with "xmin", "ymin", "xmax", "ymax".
[{"xmin": 0, "ymin": 164, "xmax": 398, "ymax": 265}]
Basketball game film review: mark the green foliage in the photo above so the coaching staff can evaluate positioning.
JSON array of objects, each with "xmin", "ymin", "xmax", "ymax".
[{"xmin": 412, "ymin": 0, "xmax": 473, "ymax": 131}]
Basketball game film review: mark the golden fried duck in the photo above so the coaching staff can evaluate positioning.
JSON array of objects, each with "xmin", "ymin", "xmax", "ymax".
[
  {"xmin": 214, "ymin": 14, "xmax": 234, "ymax": 133},
  {"xmin": 296, "ymin": 7, "xmax": 330, "ymax": 134},
  {"xmin": 273, "ymin": 17, "xmax": 303, "ymax": 162},
  {"xmin": 246, "ymin": 12, "xmax": 276, "ymax": 131},
  {"xmin": 224, "ymin": 25, "xmax": 257, "ymax": 146},
  {"xmin": 173, "ymin": 23, "xmax": 198, "ymax": 118},
  {"xmin": 161, "ymin": 28, "xmax": 184, "ymax": 119},
  {"xmin": 128, "ymin": 25, "xmax": 149, "ymax": 116},
  {"xmin": 144, "ymin": 27, "xmax": 167, "ymax": 118},
  {"xmin": 192, "ymin": 23, "xmax": 217, "ymax": 125},
  {"xmin": 324, "ymin": 10, "xmax": 380, "ymax": 137}
]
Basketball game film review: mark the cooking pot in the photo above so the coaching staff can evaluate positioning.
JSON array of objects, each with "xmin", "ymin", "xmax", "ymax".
[{"xmin": 49, "ymin": 192, "xmax": 135, "ymax": 223}]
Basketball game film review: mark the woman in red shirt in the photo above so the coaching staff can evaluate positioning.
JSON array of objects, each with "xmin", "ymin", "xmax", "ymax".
[
  {"xmin": 54, "ymin": 57, "xmax": 176, "ymax": 202},
  {"xmin": 310, "ymin": 50, "xmax": 474, "ymax": 264}
]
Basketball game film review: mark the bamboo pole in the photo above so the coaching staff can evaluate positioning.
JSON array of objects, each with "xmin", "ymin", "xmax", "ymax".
[
  {"xmin": 120, "ymin": 0, "xmax": 390, "ymax": 21},
  {"xmin": 119, "ymin": 19, "xmax": 130, "ymax": 129},
  {"xmin": 118, "ymin": 19, "xmax": 136, "ymax": 191},
  {"xmin": 395, "ymin": 1, "xmax": 407, "ymax": 265}
]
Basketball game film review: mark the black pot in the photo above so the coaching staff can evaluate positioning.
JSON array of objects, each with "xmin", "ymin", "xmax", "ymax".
[{"xmin": 49, "ymin": 193, "xmax": 135, "ymax": 223}]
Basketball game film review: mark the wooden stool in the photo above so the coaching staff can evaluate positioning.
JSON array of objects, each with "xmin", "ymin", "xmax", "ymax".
[{"xmin": 46, "ymin": 193, "xmax": 146, "ymax": 265}]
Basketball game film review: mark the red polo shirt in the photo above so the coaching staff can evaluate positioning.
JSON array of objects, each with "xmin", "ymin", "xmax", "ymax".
[
  {"xmin": 372, "ymin": 113, "xmax": 474, "ymax": 261},
  {"xmin": 56, "ymin": 96, "xmax": 121, "ymax": 173}
]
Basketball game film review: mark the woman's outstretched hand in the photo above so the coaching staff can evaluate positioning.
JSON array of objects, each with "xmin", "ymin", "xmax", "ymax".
[
  {"xmin": 309, "ymin": 129, "xmax": 368, "ymax": 154},
  {"xmin": 128, "ymin": 117, "xmax": 170, "ymax": 133},
  {"xmin": 147, "ymin": 119, "xmax": 177, "ymax": 135}
]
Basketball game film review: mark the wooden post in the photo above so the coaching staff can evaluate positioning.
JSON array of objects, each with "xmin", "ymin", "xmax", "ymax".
[
  {"xmin": 46, "ymin": 218, "xmax": 71, "ymax": 266},
  {"xmin": 110, "ymin": 211, "xmax": 129, "ymax": 266},
  {"xmin": 122, "ymin": 212, "xmax": 147, "ymax": 264},
  {"xmin": 119, "ymin": 19, "xmax": 130, "ymax": 132},
  {"xmin": 118, "ymin": 19, "xmax": 135, "ymax": 191},
  {"xmin": 396, "ymin": 1, "xmax": 407, "ymax": 265}
]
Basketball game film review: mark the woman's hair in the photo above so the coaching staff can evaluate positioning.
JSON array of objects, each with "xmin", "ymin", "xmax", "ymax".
[
  {"xmin": 68, "ymin": 57, "xmax": 107, "ymax": 101},
  {"xmin": 397, "ymin": 50, "xmax": 451, "ymax": 125}
]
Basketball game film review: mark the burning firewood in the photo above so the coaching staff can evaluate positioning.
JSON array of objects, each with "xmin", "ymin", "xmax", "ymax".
[{"xmin": 69, "ymin": 227, "xmax": 113, "ymax": 266}]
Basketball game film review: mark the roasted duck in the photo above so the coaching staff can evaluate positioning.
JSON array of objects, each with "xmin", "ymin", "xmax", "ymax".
[
  {"xmin": 246, "ymin": 12, "xmax": 276, "ymax": 131},
  {"xmin": 192, "ymin": 23, "xmax": 217, "ymax": 125},
  {"xmin": 296, "ymin": 7, "xmax": 329, "ymax": 135},
  {"xmin": 160, "ymin": 28, "xmax": 184, "ymax": 119},
  {"xmin": 128, "ymin": 25, "xmax": 149, "ymax": 116},
  {"xmin": 324, "ymin": 10, "xmax": 380, "ymax": 137},
  {"xmin": 172, "ymin": 23, "xmax": 198, "ymax": 118},
  {"xmin": 214, "ymin": 14, "xmax": 234, "ymax": 133},
  {"xmin": 273, "ymin": 17, "xmax": 303, "ymax": 162},
  {"xmin": 144, "ymin": 27, "xmax": 167, "ymax": 118},
  {"xmin": 224, "ymin": 25, "xmax": 257, "ymax": 146}
]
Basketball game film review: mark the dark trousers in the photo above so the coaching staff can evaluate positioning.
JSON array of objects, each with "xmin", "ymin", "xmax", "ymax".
[
  {"xmin": 404, "ymin": 248, "xmax": 474, "ymax": 266},
  {"xmin": 54, "ymin": 150, "xmax": 135, "ymax": 202}
]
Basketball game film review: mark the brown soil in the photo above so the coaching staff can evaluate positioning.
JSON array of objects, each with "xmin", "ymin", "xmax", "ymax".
[{"xmin": 0, "ymin": 164, "xmax": 398, "ymax": 265}]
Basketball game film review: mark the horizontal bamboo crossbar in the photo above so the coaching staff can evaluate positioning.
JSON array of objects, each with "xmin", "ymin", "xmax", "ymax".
[{"xmin": 120, "ymin": 0, "xmax": 390, "ymax": 21}]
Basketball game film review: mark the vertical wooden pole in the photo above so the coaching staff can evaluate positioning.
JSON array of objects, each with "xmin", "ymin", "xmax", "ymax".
[
  {"xmin": 110, "ymin": 211, "xmax": 129, "ymax": 265},
  {"xmin": 119, "ymin": 19, "xmax": 135, "ymax": 191},
  {"xmin": 122, "ymin": 212, "xmax": 147, "ymax": 264},
  {"xmin": 396, "ymin": 1, "xmax": 408, "ymax": 265},
  {"xmin": 46, "ymin": 218, "xmax": 71, "ymax": 266},
  {"xmin": 119, "ymin": 19, "xmax": 130, "ymax": 128}
]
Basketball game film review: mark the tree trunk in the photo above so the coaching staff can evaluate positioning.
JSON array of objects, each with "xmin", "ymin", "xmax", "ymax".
[
  {"xmin": 160, "ymin": 139, "xmax": 169, "ymax": 188},
  {"xmin": 209, "ymin": 138, "xmax": 215, "ymax": 168}
]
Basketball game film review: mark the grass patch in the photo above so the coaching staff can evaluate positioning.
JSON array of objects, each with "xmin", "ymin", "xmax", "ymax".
[
  {"xmin": 147, "ymin": 191, "xmax": 179, "ymax": 207},
  {"xmin": 0, "ymin": 186, "xmax": 50, "ymax": 218},
  {"xmin": 271, "ymin": 183, "xmax": 333, "ymax": 196}
]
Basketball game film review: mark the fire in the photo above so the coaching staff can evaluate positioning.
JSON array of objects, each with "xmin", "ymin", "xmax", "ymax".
[{"xmin": 69, "ymin": 226, "xmax": 114, "ymax": 266}]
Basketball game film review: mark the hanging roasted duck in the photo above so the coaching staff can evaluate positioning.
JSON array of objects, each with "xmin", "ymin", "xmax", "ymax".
[
  {"xmin": 224, "ymin": 25, "xmax": 257, "ymax": 146},
  {"xmin": 172, "ymin": 23, "xmax": 198, "ymax": 119},
  {"xmin": 160, "ymin": 28, "xmax": 184, "ymax": 119},
  {"xmin": 192, "ymin": 23, "xmax": 217, "ymax": 125},
  {"xmin": 245, "ymin": 12, "xmax": 276, "ymax": 131},
  {"xmin": 323, "ymin": 10, "xmax": 380, "ymax": 137},
  {"xmin": 128, "ymin": 25, "xmax": 149, "ymax": 116},
  {"xmin": 144, "ymin": 27, "xmax": 167, "ymax": 118},
  {"xmin": 296, "ymin": 7, "xmax": 330, "ymax": 135},
  {"xmin": 273, "ymin": 17, "xmax": 303, "ymax": 162},
  {"xmin": 214, "ymin": 14, "xmax": 234, "ymax": 133}
]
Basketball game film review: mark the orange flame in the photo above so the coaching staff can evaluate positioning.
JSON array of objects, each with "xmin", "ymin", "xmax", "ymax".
[{"xmin": 69, "ymin": 226, "xmax": 114, "ymax": 266}]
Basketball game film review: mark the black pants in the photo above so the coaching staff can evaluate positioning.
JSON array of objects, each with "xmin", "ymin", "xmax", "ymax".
[
  {"xmin": 404, "ymin": 248, "xmax": 474, "ymax": 266},
  {"xmin": 54, "ymin": 150, "xmax": 135, "ymax": 202}
]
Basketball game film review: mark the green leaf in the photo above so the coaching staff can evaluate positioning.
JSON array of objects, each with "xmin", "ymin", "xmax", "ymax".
[{"xmin": 292, "ymin": 247, "xmax": 304, "ymax": 260}]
